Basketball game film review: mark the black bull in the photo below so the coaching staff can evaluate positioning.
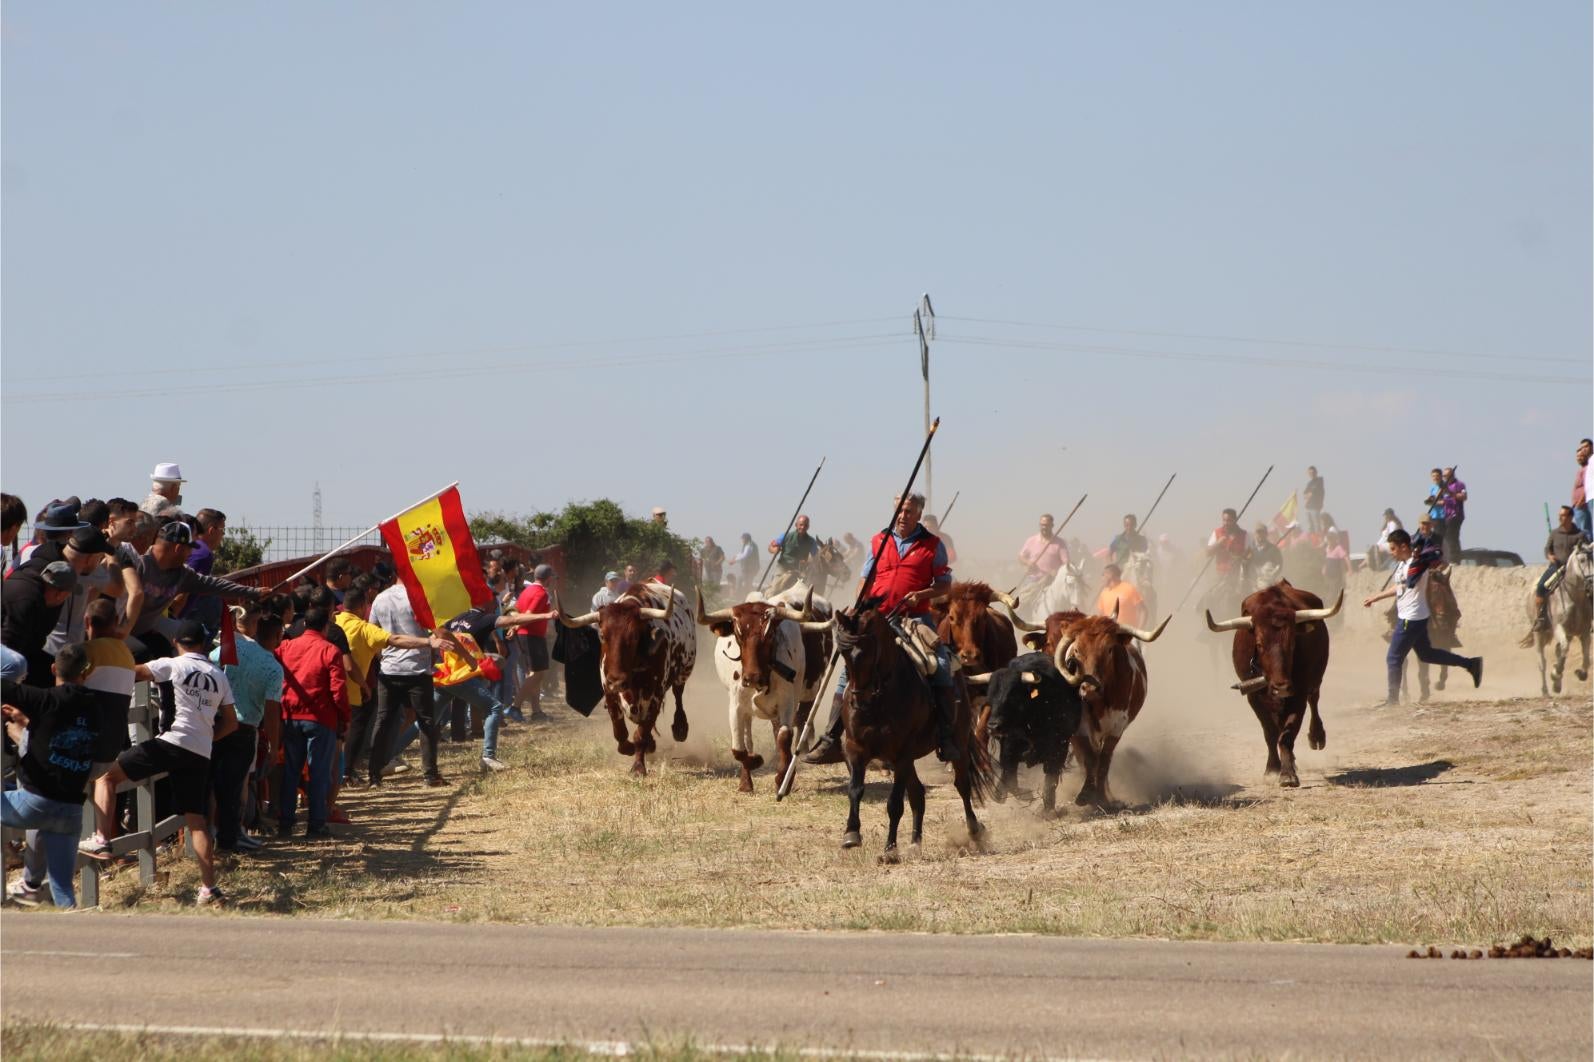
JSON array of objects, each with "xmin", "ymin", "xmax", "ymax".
[
  {"xmin": 968, "ymin": 652, "xmax": 1084, "ymax": 814},
  {"xmin": 1206, "ymin": 581, "xmax": 1342, "ymax": 788}
]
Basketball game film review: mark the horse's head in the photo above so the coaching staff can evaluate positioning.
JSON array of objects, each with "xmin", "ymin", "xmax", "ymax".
[{"xmin": 836, "ymin": 595, "xmax": 896, "ymax": 697}]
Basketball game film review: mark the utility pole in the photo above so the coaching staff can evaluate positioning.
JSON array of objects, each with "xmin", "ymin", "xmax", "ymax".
[
  {"xmin": 915, "ymin": 293, "xmax": 936, "ymax": 511},
  {"xmin": 313, "ymin": 482, "xmax": 324, "ymax": 553}
]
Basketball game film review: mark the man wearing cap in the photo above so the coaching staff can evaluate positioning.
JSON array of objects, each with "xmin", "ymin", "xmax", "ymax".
[
  {"xmin": 651, "ymin": 507, "xmax": 668, "ymax": 527},
  {"xmin": 20, "ymin": 526, "xmax": 115, "ymax": 654},
  {"xmin": 141, "ymin": 462, "xmax": 186, "ymax": 520},
  {"xmin": 2, "ymin": 562, "xmax": 80, "ymax": 688},
  {"xmin": 102, "ymin": 620, "xmax": 239, "ymax": 905},
  {"xmin": 513, "ymin": 564, "xmax": 561, "ymax": 720},
  {"xmin": 592, "ymin": 571, "xmax": 624, "ymax": 610},
  {"xmin": 126, "ymin": 522, "xmax": 262, "ymax": 660}
]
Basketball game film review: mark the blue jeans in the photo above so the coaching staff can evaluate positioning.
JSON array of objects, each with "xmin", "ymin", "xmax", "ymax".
[
  {"xmin": 1575, "ymin": 504, "xmax": 1592, "ymax": 542},
  {"xmin": 279, "ymin": 719, "xmax": 336, "ymax": 831},
  {"xmin": 1387, "ymin": 618, "xmax": 1471, "ymax": 701},
  {"xmin": 445, "ymin": 678, "xmax": 507, "ymax": 760},
  {"xmin": 0, "ymin": 644, "xmax": 26, "ymax": 682},
  {"xmin": 1, "ymin": 789, "xmax": 83, "ymax": 908}
]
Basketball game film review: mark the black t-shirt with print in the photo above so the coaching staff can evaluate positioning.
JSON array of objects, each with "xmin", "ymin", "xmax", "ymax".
[{"xmin": 1, "ymin": 680, "xmax": 104, "ymax": 804}]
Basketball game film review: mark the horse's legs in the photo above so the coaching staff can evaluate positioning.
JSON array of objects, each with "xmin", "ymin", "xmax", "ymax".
[
  {"xmin": 952, "ymin": 749, "xmax": 984, "ymax": 842},
  {"xmin": 1577, "ymin": 631, "xmax": 1591, "ymax": 683},
  {"xmin": 1537, "ymin": 635, "xmax": 1551, "ymax": 696},
  {"xmin": 841, "ymin": 754, "xmax": 867, "ymax": 849},
  {"xmin": 903, "ymin": 762, "xmax": 926, "ymax": 847},
  {"xmin": 882, "ymin": 769, "xmax": 907, "ymax": 862}
]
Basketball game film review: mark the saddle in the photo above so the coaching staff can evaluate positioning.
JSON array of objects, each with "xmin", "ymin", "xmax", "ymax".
[{"xmin": 890, "ymin": 617, "xmax": 945, "ymax": 679}]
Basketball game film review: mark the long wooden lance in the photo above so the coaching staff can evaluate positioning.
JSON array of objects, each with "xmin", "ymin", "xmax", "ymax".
[
  {"xmin": 1176, "ymin": 465, "xmax": 1274, "ymax": 612},
  {"xmin": 936, "ymin": 491, "xmax": 961, "ymax": 530},
  {"xmin": 1138, "ymin": 474, "xmax": 1177, "ymax": 535},
  {"xmin": 1056, "ymin": 493, "xmax": 1087, "ymax": 534},
  {"xmin": 777, "ymin": 418, "xmax": 941, "ymax": 801},
  {"xmin": 756, "ymin": 456, "xmax": 826, "ymax": 594}
]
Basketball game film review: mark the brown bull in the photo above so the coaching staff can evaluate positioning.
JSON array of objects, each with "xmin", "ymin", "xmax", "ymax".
[
  {"xmin": 936, "ymin": 582, "xmax": 1021, "ymax": 672},
  {"xmin": 1206, "ymin": 581, "xmax": 1341, "ymax": 787},
  {"xmin": 1011, "ymin": 607, "xmax": 1168, "ymax": 807}
]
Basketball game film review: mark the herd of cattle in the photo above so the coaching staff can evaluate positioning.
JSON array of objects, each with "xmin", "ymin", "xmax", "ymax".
[{"xmin": 553, "ymin": 573, "xmax": 1345, "ymax": 854}]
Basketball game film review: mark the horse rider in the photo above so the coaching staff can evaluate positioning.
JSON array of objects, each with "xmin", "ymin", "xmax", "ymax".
[
  {"xmin": 1207, "ymin": 508, "xmax": 1249, "ymax": 582},
  {"xmin": 802, "ymin": 492, "xmax": 958, "ymax": 766},
  {"xmin": 1246, "ymin": 524, "xmax": 1284, "ymax": 585},
  {"xmin": 1109, "ymin": 514, "xmax": 1148, "ymax": 569},
  {"xmin": 1533, "ymin": 505, "xmax": 1586, "ymax": 632},
  {"xmin": 1017, "ymin": 513, "xmax": 1068, "ymax": 592},
  {"xmin": 768, "ymin": 514, "xmax": 820, "ymax": 590}
]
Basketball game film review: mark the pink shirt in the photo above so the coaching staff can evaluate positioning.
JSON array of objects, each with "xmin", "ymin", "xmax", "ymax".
[{"xmin": 1019, "ymin": 533, "xmax": 1068, "ymax": 576}]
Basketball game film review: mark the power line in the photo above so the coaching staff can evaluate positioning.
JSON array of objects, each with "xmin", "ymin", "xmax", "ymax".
[
  {"xmin": 939, "ymin": 333, "xmax": 1589, "ymax": 385},
  {"xmin": 939, "ymin": 314, "xmax": 1586, "ymax": 366}
]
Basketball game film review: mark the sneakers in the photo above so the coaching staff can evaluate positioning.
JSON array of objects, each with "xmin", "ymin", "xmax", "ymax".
[
  {"xmin": 235, "ymin": 834, "xmax": 265, "ymax": 852},
  {"xmin": 7, "ymin": 878, "xmax": 42, "ymax": 906},
  {"xmin": 78, "ymin": 834, "xmax": 113, "ymax": 860},
  {"xmin": 196, "ymin": 885, "xmax": 226, "ymax": 907},
  {"xmin": 386, "ymin": 758, "xmax": 414, "ymax": 775},
  {"xmin": 305, "ymin": 826, "xmax": 334, "ymax": 840},
  {"xmin": 423, "ymin": 773, "xmax": 450, "ymax": 788},
  {"xmin": 1468, "ymin": 657, "xmax": 1485, "ymax": 689},
  {"xmin": 480, "ymin": 756, "xmax": 509, "ymax": 772},
  {"xmin": 505, "ymin": 707, "xmax": 528, "ymax": 724}
]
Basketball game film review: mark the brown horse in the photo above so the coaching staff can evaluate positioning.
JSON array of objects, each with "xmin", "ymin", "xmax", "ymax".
[{"xmin": 833, "ymin": 597, "xmax": 995, "ymax": 861}]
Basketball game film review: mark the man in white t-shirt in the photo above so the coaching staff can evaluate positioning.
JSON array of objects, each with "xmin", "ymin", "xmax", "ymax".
[
  {"xmin": 1362, "ymin": 529, "xmax": 1481, "ymax": 706},
  {"xmin": 99, "ymin": 619, "xmax": 238, "ymax": 905}
]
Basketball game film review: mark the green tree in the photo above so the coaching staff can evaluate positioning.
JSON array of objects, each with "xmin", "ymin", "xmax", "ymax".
[
  {"xmin": 471, "ymin": 499, "xmax": 699, "ymax": 601},
  {"xmin": 214, "ymin": 525, "xmax": 271, "ymax": 574}
]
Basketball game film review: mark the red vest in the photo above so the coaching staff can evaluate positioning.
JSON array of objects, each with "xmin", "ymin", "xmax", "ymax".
[{"xmin": 866, "ymin": 528, "xmax": 944, "ymax": 615}]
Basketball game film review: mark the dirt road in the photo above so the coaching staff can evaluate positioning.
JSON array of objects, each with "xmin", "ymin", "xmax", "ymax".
[{"xmin": 3, "ymin": 914, "xmax": 1589, "ymax": 1059}]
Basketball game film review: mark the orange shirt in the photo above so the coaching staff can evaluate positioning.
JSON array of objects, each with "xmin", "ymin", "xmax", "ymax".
[{"xmin": 1096, "ymin": 581, "xmax": 1145, "ymax": 628}]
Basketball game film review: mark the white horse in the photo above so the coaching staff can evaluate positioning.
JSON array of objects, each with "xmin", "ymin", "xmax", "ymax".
[
  {"xmin": 1025, "ymin": 561, "xmax": 1090, "ymax": 623},
  {"xmin": 1527, "ymin": 542, "xmax": 1592, "ymax": 696}
]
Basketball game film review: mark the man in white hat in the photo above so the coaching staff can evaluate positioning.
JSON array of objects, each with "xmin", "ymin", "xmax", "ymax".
[{"xmin": 141, "ymin": 463, "xmax": 186, "ymax": 520}]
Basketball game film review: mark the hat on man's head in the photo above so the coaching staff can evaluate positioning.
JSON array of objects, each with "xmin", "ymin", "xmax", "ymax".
[
  {"xmin": 36, "ymin": 503, "xmax": 89, "ymax": 534},
  {"xmin": 69, "ymin": 526, "xmax": 113, "ymax": 555},
  {"xmin": 534, "ymin": 564, "xmax": 555, "ymax": 580},
  {"xmin": 150, "ymin": 462, "xmax": 186, "ymax": 483},
  {"xmin": 173, "ymin": 619, "xmax": 209, "ymax": 647},
  {"xmin": 604, "ymin": 570, "xmax": 620, "ymax": 582},
  {"xmin": 157, "ymin": 521, "xmax": 196, "ymax": 545},
  {"xmin": 651, "ymin": 507, "xmax": 667, "ymax": 517},
  {"xmin": 39, "ymin": 561, "xmax": 77, "ymax": 592}
]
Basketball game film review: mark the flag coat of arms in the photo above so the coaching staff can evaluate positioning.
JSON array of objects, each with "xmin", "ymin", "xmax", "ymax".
[{"xmin": 378, "ymin": 485, "xmax": 493, "ymax": 628}]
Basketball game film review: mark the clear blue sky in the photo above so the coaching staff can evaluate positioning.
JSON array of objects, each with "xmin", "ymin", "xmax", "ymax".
[{"xmin": 4, "ymin": 2, "xmax": 1589, "ymax": 561}]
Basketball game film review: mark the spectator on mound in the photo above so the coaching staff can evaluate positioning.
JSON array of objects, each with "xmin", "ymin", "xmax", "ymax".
[
  {"xmin": 2, "ymin": 644, "xmax": 105, "ymax": 909},
  {"xmin": 700, "ymin": 536, "xmax": 725, "ymax": 588},
  {"xmin": 140, "ymin": 462, "xmax": 186, "ymax": 521},
  {"xmin": 1573, "ymin": 439, "xmax": 1591, "ymax": 540},
  {"xmin": 650, "ymin": 558, "xmax": 677, "ymax": 586},
  {"xmin": 1422, "ymin": 469, "xmax": 1448, "ymax": 554},
  {"xmin": 1095, "ymin": 564, "xmax": 1145, "ymax": 628},
  {"xmin": 1439, "ymin": 467, "xmax": 1468, "ymax": 562},
  {"xmin": 275, "ymin": 606, "xmax": 347, "ymax": 839},
  {"xmin": 105, "ymin": 620, "xmax": 238, "ymax": 905},
  {"xmin": 732, "ymin": 534, "xmax": 757, "ymax": 590},
  {"xmin": 1303, "ymin": 466, "xmax": 1326, "ymax": 534}
]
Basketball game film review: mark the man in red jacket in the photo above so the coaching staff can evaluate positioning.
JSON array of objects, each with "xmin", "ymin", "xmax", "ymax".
[
  {"xmin": 803, "ymin": 491, "xmax": 957, "ymax": 765},
  {"xmin": 275, "ymin": 605, "xmax": 348, "ymax": 839}
]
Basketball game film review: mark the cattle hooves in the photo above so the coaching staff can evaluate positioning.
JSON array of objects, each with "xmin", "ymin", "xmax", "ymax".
[
  {"xmin": 672, "ymin": 719, "xmax": 689, "ymax": 743},
  {"xmin": 1577, "ymin": 669, "xmax": 1590, "ymax": 682},
  {"xmin": 616, "ymin": 740, "xmax": 635, "ymax": 755},
  {"xmin": 841, "ymin": 830, "xmax": 862, "ymax": 849},
  {"xmin": 737, "ymin": 778, "xmax": 754, "ymax": 794},
  {"xmin": 1279, "ymin": 773, "xmax": 1300, "ymax": 789},
  {"xmin": 630, "ymin": 762, "xmax": 648, "ymax": 778},
  {"xmin": 1309, "ymin": 733, "xmax": 1326, "ymax": 751},
  {"xmin": 879, "ymin": 848, "xmax": 900, "ymax": 865}
]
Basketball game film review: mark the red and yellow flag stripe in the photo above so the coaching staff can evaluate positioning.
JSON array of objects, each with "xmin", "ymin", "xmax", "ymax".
[{"xmin": 378, "ymin": 485, "xmax": 492, "ymax": 628}]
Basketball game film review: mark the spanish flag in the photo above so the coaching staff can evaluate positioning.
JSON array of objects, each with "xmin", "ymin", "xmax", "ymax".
[
  {"xmin": 378, "ymin": 485, "xmax": 493, "ymax": 628},
  {"xmin": 1269, "ymin": 491, "xmax": 1299, "ymax": 538}
]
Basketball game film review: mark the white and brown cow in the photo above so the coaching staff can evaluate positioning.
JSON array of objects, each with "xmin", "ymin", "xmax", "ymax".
[
  {"xmin": 698, "ymin": 586, "xmax": 834, "ymax": 792},
  {"xmin": 558, "ymin": 581, "xmax": 697, "ymax": 776}
]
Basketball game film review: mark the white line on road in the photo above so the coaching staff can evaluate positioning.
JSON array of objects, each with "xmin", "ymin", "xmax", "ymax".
[
  {"xmin": 4, "ymin": 950, "xmax": 137, "ymax": 959},
  {"xmin": 50, "ymin": 1020, "xmax": 1122, "ymax": 1062}
]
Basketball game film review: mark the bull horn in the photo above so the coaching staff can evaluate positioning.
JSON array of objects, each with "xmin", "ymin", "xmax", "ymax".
[
  {"xmin": 801, "ymin": 586, "xmax": 815, "ymax": 619},
  {"xmin": 1293, "ymin": 589, "xmax": 1344, "ymax": 624},
  {"xmin": 557, "ymin": 605, "xmax": 600, "ymax": 629},
  {"xmin": 1205, "ymin": 610, "xmax": 1253, "ymax": 633},
  {"xmin": 1052, "ymin": 636, "xmax": 1085, "ymax": 687},
  {"xmin": 964, "ymin": 671, "xmax": 994, "ymax": 685},
  {"xmin": 1007, "ymin": 611, "xmax": 1045, "ymax": 632},
  {"xmin": 798, "ymin": 618, "xmax": 835, "ymax": 632},
  {"xmin": 992, "ymin": 588, "xmax": 1021, "ymax": 611},
  {"xmin": 696, "ymin": 589, "xmax": 734, "ymax": 626},
  {"xmin": 638, "ymin": 588, "xmax": 675, "ymax": 622},
  {"xmin": 1119, "ymin": 615, "xmax": 1172, "ymax": 643}
]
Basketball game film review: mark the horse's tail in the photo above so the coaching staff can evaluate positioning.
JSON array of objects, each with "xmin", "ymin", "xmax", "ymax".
[{"xmin": 964, "ymin": 712, "xmax": 997, "ymax": 806}]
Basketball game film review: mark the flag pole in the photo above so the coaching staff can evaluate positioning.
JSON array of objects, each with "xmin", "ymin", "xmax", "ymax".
[{"xmin": 267, "ymin": 481, "xmax": 460, "ymax": 593}]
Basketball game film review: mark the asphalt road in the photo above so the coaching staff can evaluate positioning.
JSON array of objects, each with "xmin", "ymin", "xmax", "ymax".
[{"xmin": 2, "ymin": 914, "xmax": 1589, "ymax": 1059}]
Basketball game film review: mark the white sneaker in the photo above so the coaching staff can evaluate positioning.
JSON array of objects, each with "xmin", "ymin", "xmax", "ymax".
[
  {"xmin": 78, "ymin": 834, "xmax": 113, "ymax": 860},
  {"xmin": 386, "ymin": 759, "xmax": 414, "ymax": 775},
  {"xmin": 7, "ymin": 878, "xmax": 42, "ymax": 906},
  {"xmin": 196, "ymin": 885, "xmax": 226, "ymax": 907},
  {"xmin": 480, "ymin": 757, "xmax": 509, "ymax": 772}
]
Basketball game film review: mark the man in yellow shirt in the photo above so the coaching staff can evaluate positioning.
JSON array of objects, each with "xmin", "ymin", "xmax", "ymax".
[
  {"xmin": 336, "ymin": 582, "xmax": 442, "ymax": 786},
  {"xmin": 1095, "ymin": 564, "xmax": 1146, "ymax": 629}
]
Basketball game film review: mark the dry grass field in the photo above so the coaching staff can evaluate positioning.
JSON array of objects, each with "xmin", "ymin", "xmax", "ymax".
[{"xmin": 83, "ymin": 626, "xmax": 1593, "ymax": 949}]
